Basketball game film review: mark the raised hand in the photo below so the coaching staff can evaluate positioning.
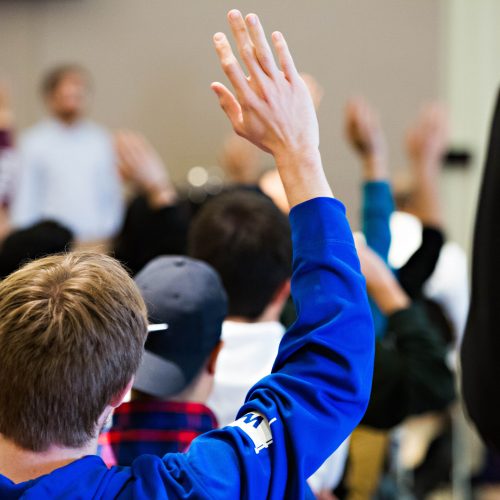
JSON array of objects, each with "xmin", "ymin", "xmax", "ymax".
[
  {"xmin": 115, "ymin": 131, "xmax": 176, "ymax": 208},
  {"xmin": 405, "ymin": 104, "xmax": 447, "ymax": 227},
  {"xmin": 345, "ymin": 98, "xmax": 387, "ymax": 180},
  {"xmin": 211, "ymin": 10, "xmax": 332, "ymax": 207},
  {"xmin": 406, "ymin": 103, "xmax": 448, "ymax": 171}
]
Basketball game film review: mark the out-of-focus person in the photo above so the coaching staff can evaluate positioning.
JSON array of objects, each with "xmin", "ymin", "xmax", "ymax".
[
  {"xmin": 0, "ymin": 82, "xmax": 15, "ymax": 241},
  {"xmin": 390, "ymin": 104, "xmax": 468, "ymax": 349},
  {"xmin": 10, "ymin": 64, "xmax": 124, "ymax": 243}
]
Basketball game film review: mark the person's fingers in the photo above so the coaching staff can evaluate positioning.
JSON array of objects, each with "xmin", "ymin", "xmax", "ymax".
[
  {"xmin": 117, "ymin": 131, "xmax": 147, "ymax": 169},
  {"xmin": 271, "ymin": 31, "xmax": 299, "ymax": 82},
  {"xmin": 213, "ymin": 31, "xmax": 253, "ymax": 103},
  {"xmin": 227, "ymin": 10, "xmax": 268, "ymax": 88},
  {"xmin": 211, "ymin": 82, "xmax": 244, "ymax": 135},
  {"xmin": 245, "ymin": 13, "xmax": 278, "ymax": 77}
]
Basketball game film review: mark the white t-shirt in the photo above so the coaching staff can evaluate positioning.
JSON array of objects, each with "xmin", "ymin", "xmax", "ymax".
[{"xmin": 209, "ymin": 320, "xmax": 285, "ymax": 427}]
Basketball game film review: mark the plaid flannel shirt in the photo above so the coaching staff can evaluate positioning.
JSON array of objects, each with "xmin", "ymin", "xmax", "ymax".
[{"xmin": 99, "ymin": 400, "xmax": 218, "ymax": 466}]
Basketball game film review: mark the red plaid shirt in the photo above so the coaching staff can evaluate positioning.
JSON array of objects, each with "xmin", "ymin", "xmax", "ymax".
[{"xmin": 98, "ymin": 400, "xmax": 217, "ymax": 467}]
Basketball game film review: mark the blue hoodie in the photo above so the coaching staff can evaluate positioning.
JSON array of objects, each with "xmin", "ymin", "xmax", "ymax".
[{"xmin": 0, "ymin": 197, "xmax": 374, "ymax": 499}]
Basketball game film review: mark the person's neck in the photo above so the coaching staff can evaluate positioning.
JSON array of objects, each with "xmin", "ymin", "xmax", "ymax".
[
  {"xmin": 0, "ymin": 434, "xmax": 97, "ymax": 484},
  {"xmin": 226, "ymin": 307, "xmax": 281, "ymax": 324},
  {"xmin": 51, "ymin": 114, "xmax": 82, "ymax": 127}
]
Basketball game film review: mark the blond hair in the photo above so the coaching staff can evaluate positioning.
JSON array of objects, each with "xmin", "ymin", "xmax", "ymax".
[{"xmin": 0, "ymin": 252, "xmax": 148, "ymax": 451}]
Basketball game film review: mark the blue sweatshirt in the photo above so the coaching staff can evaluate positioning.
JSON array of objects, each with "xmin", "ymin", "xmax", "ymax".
[{"xmin": 0, "ymin": 197, "xmax": 374, "ymax": 499}]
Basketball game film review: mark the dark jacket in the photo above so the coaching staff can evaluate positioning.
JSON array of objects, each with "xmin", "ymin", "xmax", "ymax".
[
  {"xmin": 461, "ymin": 88, "xmax": 500, "ymax": 451},
  {"xmin": 363, "ymin": 303, "xmax": 455, "ymax": 429}
]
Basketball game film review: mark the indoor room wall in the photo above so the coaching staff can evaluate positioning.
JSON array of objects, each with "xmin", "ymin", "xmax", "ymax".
[{"xmin": 0, "ymin": 0, "xmax": 441, "ymax": 225}]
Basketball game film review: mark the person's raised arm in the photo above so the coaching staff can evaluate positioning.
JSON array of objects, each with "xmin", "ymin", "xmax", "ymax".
[
  {"xmin": 405, "ymin": 103, "xmax": 447, "ymax": 229},
  {"xmin": 113, "ymin": 131, "xmax": 188, "ymax": 274},
  {"xmin": 115, "ymin": 131, "xmax": 177, "ymax": 209},
  {"xmin": 345, "ymin": 98, "xmax": 393, "ymax": 261},
  {"xmin": 345, "ymin": 98, "xmax": 388, "ymax": 182},
  {"xmin": 163, "ymin": 11, "xmax": 374, "ymax": 499},
  {"xmin": 397, "ymin": 105, "xmax": 448, "ymax": 297}
]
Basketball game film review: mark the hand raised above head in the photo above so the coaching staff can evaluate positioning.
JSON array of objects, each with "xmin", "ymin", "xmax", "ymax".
[
  {"xmin": 211, "ymin": 10, "xmax": 332, "ymax": 207},
  {"xmin": 114, "ymin": 130, "xmax": 176, "ymax": 208},
  {"xmin": 345, "ymin": 98, "xmax": 385, "ymax": 158},
  {"xmin": 406, "ymin": 103, "xmax": 448, "ymax": 170},
  {"xmin": 211, "ymin": 10, "xmax": 318, "ymax": 159}
]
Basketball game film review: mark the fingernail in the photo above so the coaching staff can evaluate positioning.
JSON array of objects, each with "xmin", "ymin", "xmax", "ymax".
[
  {"xmin": 214, "ymin": 32, "xmax": 224, "ymax": 42},
  {"xmin": 229, "ymin": 10, "xmax": 240, "ymax": 20},
  {"xmin": 247, "ymin": 14, "xmax": 257, "ymax": 25}
]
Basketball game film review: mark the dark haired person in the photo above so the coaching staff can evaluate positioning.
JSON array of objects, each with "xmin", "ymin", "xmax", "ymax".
[
  {"xmin": 10, "ymin": 64, "xmax": 123, "ymax": 243},
  {"xmin": 0, "ymin": 11, "xmax": 373, "ymax": 498},
  {"xmin": 112, "ymin": 131, "xmax": 190, "ymax": 275},
  {"xmin": 189, "ymin": 189, "xmax": 292, "ymax": 427}
]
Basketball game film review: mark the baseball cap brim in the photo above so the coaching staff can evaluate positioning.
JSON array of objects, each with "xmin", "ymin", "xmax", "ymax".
[{"xmin": 133, "ymin": 350, "xmax": 186, "ymax": 398}]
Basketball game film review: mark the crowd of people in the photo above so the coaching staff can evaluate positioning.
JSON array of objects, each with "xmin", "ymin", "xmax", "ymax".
[{"xmin": 0, "ymin": 9, "xmax": 497, "ymax": 500}]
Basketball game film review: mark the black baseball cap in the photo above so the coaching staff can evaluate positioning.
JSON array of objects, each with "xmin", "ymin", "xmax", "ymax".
[{"xmin": 133, "ymin": 256, "xmax": 228, "ymax": 398}]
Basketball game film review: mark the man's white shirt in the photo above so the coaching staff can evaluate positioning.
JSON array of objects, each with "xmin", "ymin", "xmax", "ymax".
[{"xmin": 10, "ymin": 118, "xmax": 124, "ymax": 241}]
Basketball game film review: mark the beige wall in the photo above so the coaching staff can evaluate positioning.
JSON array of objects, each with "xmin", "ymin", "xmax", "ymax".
[
  {"xmin": 0, "ymin": 0, "xmax": 441, "ymax": 225},
  {"xmin": 439, "ymin": 0, "xmax": 500, "ymax": 249}
]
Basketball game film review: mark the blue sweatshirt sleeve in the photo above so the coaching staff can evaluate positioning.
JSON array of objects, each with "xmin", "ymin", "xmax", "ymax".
[
  {"xmin": 362, "ymin": 180, "xmax": 394, "ymax": 262},
  {"xmin": 120, "ymin": 197, "xmax": 374, "ymax": 499},
  {"xmin": 362, "ymin": 181, "xmax": 394, "ymax": 338}
]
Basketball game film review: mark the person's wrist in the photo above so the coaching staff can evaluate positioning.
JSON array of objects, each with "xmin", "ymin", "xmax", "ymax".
[
  {"xmin": 272, "ymin": 146, "xmax": 332, "ymax": 207},
  {"xmin": 411, "ymin": 160, "xmax": 440, "ymax": 183},
  {"xmin": 273, "ymin": 143, "xmax": 320, "ymax": 167},
  {"xmin": 369, "ymin": 276, "xmax": 410, "ymax": 315},
  {"xmin": 362, "ymin": 154, "xmax": 387, "ymax": 181}
]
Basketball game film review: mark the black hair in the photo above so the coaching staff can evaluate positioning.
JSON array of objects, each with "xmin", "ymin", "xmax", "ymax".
[
  {"xmin": 188, "ymin": 189, "xmax": 291, "ymax": 319},
  {"xmin": 0, "ymin": 220, "xmax": 74, "ymax": 279}
]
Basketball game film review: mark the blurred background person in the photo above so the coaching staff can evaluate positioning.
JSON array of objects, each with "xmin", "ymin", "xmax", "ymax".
[
  {"xmin": 0, "ymin": 83, "xmax": 15, "ymax": 242},
  {"xmin": 9, "ymin": 65, "xmax": 123, "ymax": 245}
]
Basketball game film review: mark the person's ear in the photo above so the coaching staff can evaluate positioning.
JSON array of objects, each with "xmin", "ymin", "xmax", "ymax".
[
  {"xmin": 207, "ymin": 341, "xmax": 224, "ymax": 376},
  {"xmin": 109, "ymin": 377, "xmax": 134, "ymax": 408}
]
